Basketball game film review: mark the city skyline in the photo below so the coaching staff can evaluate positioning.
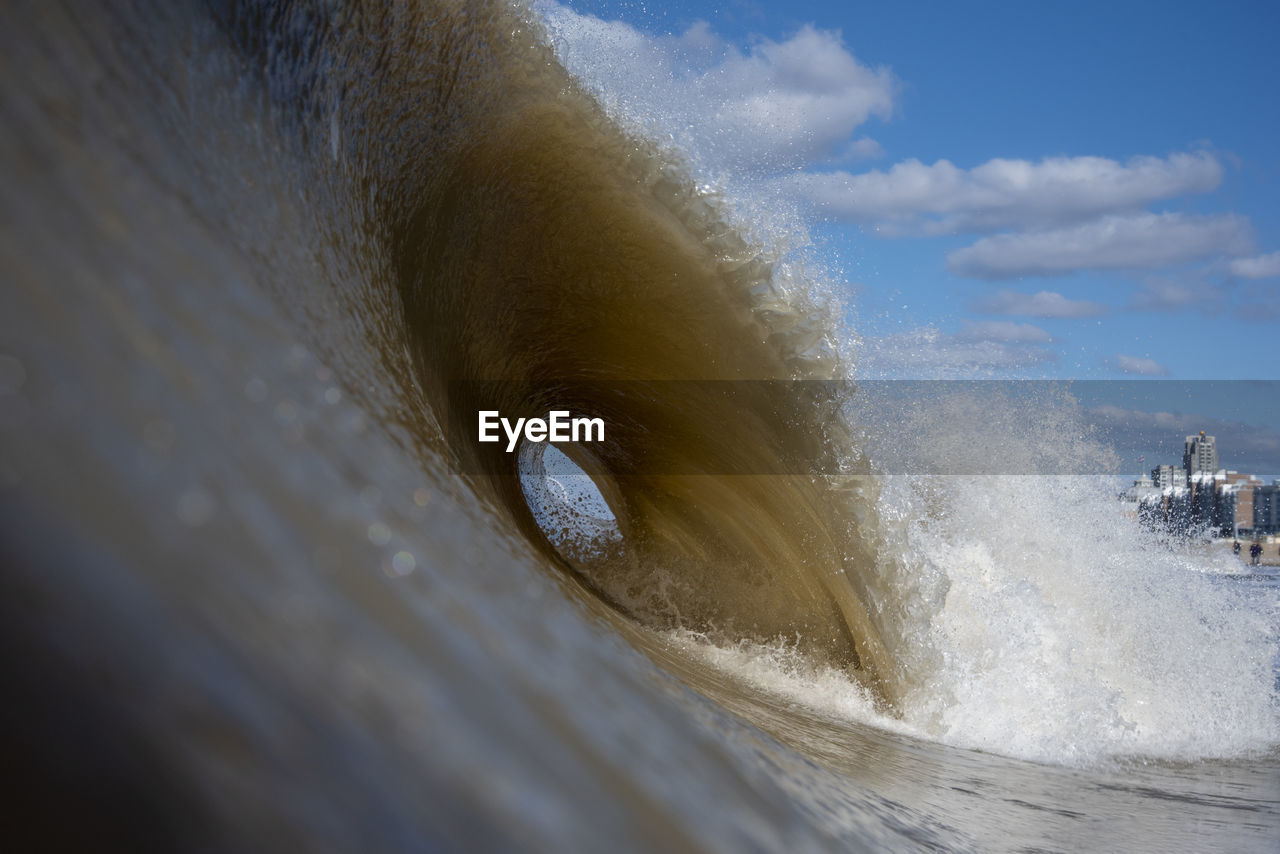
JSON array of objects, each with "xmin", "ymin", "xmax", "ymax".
[{"xmin": 1124, "ymin": 429, "xmax": 1280, "ymax": 538}]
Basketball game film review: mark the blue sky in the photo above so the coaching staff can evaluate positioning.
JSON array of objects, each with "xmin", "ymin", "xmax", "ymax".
[{"xmin": 539, "ymin": 0, "xmax": 1280, "ymax": 383}]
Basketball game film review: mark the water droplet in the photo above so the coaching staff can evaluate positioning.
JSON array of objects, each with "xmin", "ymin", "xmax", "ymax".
[
  {"xmin": 390, "ymin": 551, "xmax": 415, "ymax": 575},
  {"xmin": 367, "ymin": 521, "xmax": 391, "ymax": 546}
]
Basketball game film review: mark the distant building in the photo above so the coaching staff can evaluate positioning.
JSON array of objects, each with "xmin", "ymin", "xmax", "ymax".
[
  {"xmin": 1123, "ymin": 473, "xmax": 1160, "ymax": 502},
  {"xmin": 1188, "ymin": 471, "xmax": 1216, "ymax": 529},
  {"xmin": 1216, "ymin": 474, "xmax": 1261, "ymax": 537},
  {"xmin": 1183, "ymin": 431, "xmax": 1217, "ymax": 479},
  {"xmin": 1255, "ymin": 484, "xmax": 1280, "ymax": 535},
  {"xmin": 1151, "ymin": 463, "xmax": 1183, "ymax": 489},
  {"xmin": 1125, "ymin": 430, "xmax": 1274, "ymax": 539}
]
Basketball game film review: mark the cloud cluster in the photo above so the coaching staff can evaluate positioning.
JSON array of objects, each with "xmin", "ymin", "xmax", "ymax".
[
  {"xmin": 794, "ymin": 148, "xmax": 1267, "ymax": 286},
  {"xmin": 947, "ymin": 213, "xmax": 1254, "ymax": 280},
  {"xmin": 972, "ymin": 290, "xmax": 1107, "ymax": 318},
  {"xmin": 537, "ymin": 3, "xmax": 895, "ymax": 172},
  {"xmin": 792, "ymin": 149, "xmax": 1263, "ymax": 285},
  {"xmin": 1107, "ymin": 354, "xmax": 1171, "ymax": 377},
  {"xmin": 794, "ymin": 152, "xmax": 1223, "ymax": 235},
  {"xmin": 1230, "ymin": 251, "xmax": 1280, "ymax": 280},
  {"xmin": 1128, "ymin": 276, "xmax": 1215, "ymax": 312},
  {"xmin": 954, "ymin": 321, "xmax": 1053, "ymax": 343}
]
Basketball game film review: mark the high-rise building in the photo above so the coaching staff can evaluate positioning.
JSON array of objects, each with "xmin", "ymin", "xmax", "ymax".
[
  {"xmin": 1215, "ymin": 474, "xmax": 1260, "ymax": 537},
  {"xmin": 1183, "ymin": 431, "xmax": 1217, "ymax": 479},
  {"xmin": 1151, "ymin": 463, "xmax": 1183, "ymax": 489},
  {"xmin": 1255, "ymin": 484, "xmax": 1280, "ymax": 535}
]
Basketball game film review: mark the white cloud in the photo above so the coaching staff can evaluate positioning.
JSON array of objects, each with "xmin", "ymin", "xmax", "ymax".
[
  {"xmin": 1229, "ymin": 251, "xmax": 1280, "ymax": 279},
  {"xmin": 709, "ymin": 26, "xmax": 895, "ymax": 170},
  {"xmin": 791, "ymin": 152, "xmax": 1222, "ymax": 234},
  {"xmin": 860, "ymin": 325, "xmax": 1057, "ymax": 377},
  {"xmin": 947, "ymin": 213, "xmax": 1254, "ymax": 279},
  {"xmin": 955, "ymin": 321, "xmax": 1053, "ymax": 343},
  {"xmin": 1088, "ymin": 403, "xmax": 1188, "ymax": 431},
  {"xmin": 1129, "ymin": 275, "xmax": 1223, "ymax": 312},
  {"xmin": 838, "ymin": 137, "xmax": 885, "ymax": 162},
  {"xmin": 1110, "ymin": 354, "xmax": 1171, "ymax": 376},
  {"xmin": 537, "ymin": 4, "xmax": 896, "ymax": 172},
  {"xmin": 972, "ymin": 289, "xmax": 1108, "ymax": 318}
]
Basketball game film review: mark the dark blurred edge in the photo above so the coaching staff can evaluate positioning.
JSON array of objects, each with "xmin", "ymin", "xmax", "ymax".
[{"xmin": 0, "ymin": 502, "xmax": 214, "ymax": 853}]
